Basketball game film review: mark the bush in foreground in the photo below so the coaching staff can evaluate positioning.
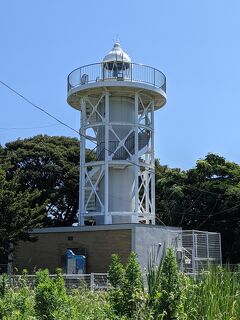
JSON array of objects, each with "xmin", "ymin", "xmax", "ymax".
[{"xmin": 1, "ymin": 251, "xmax": 240, "ymax": 319}]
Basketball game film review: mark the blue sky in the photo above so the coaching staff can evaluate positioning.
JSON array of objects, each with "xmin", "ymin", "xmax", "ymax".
[{"xmin": 1, "ymin": 0, "xmax": 240, "ymax": 169}]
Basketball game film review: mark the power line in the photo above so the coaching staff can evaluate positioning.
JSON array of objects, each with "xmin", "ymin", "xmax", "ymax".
[
  {"xmin": 0, "ymin": 78, "xmax": 237, "ymax": 194},
  {"xmin": 165, "ymin": 199, "xmax": 240, "ymax": 219},
  {"xmin": 0, "ymin": 80, "xmax": 155, "ymax": 174},
  {"xmin": 3, "ymin": 81, "xmax": 239, "ymax": 222},
  {"xmin": 0, "ymin": 80, "xmax": 79, "ymax": 135},
  {"xmin": 205, "ymin": 201, "xmax": 240, "ymax": 218},
  {"xmin": 183, "ymin": 185, "xmax": 228, "ymax": 197},
  {"xmin": 197, "ymin": 196, "xmax": 221, "ymax": 229},
  {"xmin": 1, "ymin": 76, "xmax": 239, "ymax": 223},
  {"xmin": 0, "ymin": 124, "xmax": 60, "ymax": 130},
  {"xmin": 3, "ymin": 81, "xmax": 238, "ymax": 203}
]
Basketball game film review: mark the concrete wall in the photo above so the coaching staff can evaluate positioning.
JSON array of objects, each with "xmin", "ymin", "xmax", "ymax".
[
  {"xmin": 133, "ymin": 225, "xmax": 182, "ymax": 271},
  {"xmin": 14, "ymin": 227, "xmax": 132, "ymax": 273},
  {"xmin": 98, "ymin": 96, "xmax": 136, "ymax": 223},
  {"xmin": 13, "ymin": 224, "xmax": 182, "ymax": 274}
]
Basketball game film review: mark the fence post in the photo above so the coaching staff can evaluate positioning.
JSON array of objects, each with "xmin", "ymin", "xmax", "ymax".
[{"xmin": 90, "ymin": 273, "xmax": 94, "ymax": 291}]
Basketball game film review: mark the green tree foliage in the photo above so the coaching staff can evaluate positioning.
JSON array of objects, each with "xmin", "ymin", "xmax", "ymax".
[
  {"xmin": 35, "ymin": 269, "xmax": 68, "ymax": 320},
  {"xmin": 108, "ymin": 254, "xmax": 125, "ymax": 315},
  {"xmin": 155, "ymin": 154, "xmax": 240, "ymax": 263},
  {"xmin": 0, "ymin": 135, "xmax": 94, "ymax": 226},
  {"xmin": 0, "ymin": 167, "xmax": 45, "ymax": 256},
  {"xmin": 0, "ymin": 271, "xmax": 35, "ymax": 319},
  {"xmin": 1, "ymin": 254, "xmax": 240, "ymax": 319},
  {"xmin": 0, "ymin": 269, "xmax": 117, "ymax": 320},
  {"xmin": 108, "ymin": 253, "xmax": 144, "ymax": 319},
  {"xmin": 159, "ymin": 249, "xmax": 185, "ymax": 320},
  {"xmin": 1, "ymin": 134, "xmax": 240, "ymax": 262},
  {"xmin": 146, "ymin": 248, "xmax": 185, "ymax": 320},
  {"xmin": 122, "ymin": 253, "xmax": 144, "ymax": 318},
  {"xmin": 108, "ymin": 254, "xmax": 124, "ymax": 288}
]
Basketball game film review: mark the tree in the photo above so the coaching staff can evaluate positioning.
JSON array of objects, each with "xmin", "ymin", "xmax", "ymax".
[
  {"xmin": 122, "ymin": 252, "xmax": 144, "ymax": 318},
  {"xmin": 0, "ymin": 168, "xmax": 45, "ymax": 268},
  {"xmin": 155, "ymin": 153, "xmax": 240, "ymax": 263},
  {"xmin": 108, "ymin": 254, "xmax": 125, "ymax": 316},
  {"xmin": 108, "ymin": 253, "xmax": 144, "ymax": 318},
  {"xmin": 159, "ymin": 248, "xmax": 185, "ymax": 320},
  {"xmin": 0, "ymin": 135, "xmax": 94, "ymax": 226}
]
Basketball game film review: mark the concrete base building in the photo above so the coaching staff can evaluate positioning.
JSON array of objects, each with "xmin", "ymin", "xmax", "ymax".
[{"xmin": 14, "ymin": 225, "xmax": 181, "ymax": 273}]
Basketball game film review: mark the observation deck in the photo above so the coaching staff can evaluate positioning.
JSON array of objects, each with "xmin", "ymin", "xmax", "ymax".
[{"xmin": 67, "ymin": 62, "xmax": 167, "ymax": 110}]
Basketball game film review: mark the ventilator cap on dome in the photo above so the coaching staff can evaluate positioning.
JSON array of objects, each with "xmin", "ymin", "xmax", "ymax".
[{"xmin": 103, "ymin": 42, "xmax": 131, "ymax": 63}]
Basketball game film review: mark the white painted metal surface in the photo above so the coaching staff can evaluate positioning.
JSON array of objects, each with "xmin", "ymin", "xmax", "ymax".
[
  {"xmin": 9, "ymin": 273, "xmax": 109, "ymax": 290},
  {"xmin": 103, "ymin": 42, "xmax": 131, "ymax": 64},
  {"xmin": 181, "ymin": 230, "xmax": 222, "ymax": 274},
  {"xmin": 67, "ymin": 43, "xmax": 167, "ymax": 225}
]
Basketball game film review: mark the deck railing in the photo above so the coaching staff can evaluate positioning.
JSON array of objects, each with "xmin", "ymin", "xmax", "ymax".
[{"xmin": 67, "ymin": 62, "xmax": 166, "ymax": 93}]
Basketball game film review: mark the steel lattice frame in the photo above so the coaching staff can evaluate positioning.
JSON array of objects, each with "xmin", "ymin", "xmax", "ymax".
[{"xmin": 78, "ymin": 90, "xmax": 156, "ymax": 225}]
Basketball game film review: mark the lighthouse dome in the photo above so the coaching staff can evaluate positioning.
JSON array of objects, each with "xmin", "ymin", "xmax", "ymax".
[{"xmin": 103, "ymin": 42, "xmax": 131, "ymax": 63}]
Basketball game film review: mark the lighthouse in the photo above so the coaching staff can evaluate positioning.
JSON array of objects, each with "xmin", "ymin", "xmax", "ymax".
[
  {"xmin": 67, "ymin": 42, "xmax": 167, "ymax": 226},
  {"xmin": 12, "ymin": 43, "xmax": 222, "ymax": 276}
]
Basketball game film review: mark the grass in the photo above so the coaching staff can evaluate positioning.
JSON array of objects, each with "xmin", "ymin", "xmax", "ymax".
[{"xmin": 0, "ymin": 252, "xmax": 240, "ymax": 319}]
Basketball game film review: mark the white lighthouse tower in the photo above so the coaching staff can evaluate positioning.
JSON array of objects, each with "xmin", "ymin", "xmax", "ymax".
[{"xmin": 67, "ymin": 42, "xmax": 166, "ymax": 226}]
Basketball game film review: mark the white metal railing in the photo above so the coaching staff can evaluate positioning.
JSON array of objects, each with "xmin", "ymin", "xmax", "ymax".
[
  {"xmin": 182, "ymin": 230, "xmax": 222, "ymax": 274},
  {"xmin": 8, "ymin": 273, "xmax": 109, "ymax": 291},
  {"xmin": 67, "ymin": 62, "xmax": 166, "ymax": 92}
]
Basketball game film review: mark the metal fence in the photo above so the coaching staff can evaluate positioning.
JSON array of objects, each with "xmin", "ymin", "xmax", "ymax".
[
  {"xmin": 181, "ymin": 230, "xmax": 222, "ymax": 275},
  {"xmin": 9, "ymin": 273, "xmax": 108, "ymax": 291},
  {"xmin": 67, "ymin": 62, "xmax": 166, "ymax": 92}
]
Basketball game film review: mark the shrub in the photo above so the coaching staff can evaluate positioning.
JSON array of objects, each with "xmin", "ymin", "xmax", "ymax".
[
  {"xmin": 159, "ymin": 248, "xmax": 185, "ymax": 319},
  {"xmin": 0, "ymin": 272, "xmax": 35, "ymax": 319},
  {"xmin": 108, "ymin": 254, "xmax": 125, "ymax": 316},
  {"xmin": 122, "ymin": 252, "xmax": 144, "ymax": 318},
  {"xmin": 0, "ymin": 273, "xmax": 8, "ymax": 298},
  {"xmin": 34, "ymin": 269, "xmax": 68, "ymax": 320},
  {"xmin": 146, "ymin": 248, "xmax": 186, "ymax": 320},
  {"xmin": 108, "ymin": 252, "xmax": 145, "ymax": 319}
]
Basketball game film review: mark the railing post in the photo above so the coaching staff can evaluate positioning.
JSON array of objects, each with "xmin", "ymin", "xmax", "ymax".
[{"xmin": 90, "ymin": 273, "xmax": 94, "ymax": 291}]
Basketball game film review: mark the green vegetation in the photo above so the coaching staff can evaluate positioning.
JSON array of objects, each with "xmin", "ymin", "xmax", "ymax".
[
  {"xmin": 1, "ymin": 250, "xmax": 240, "ymax": 319},
  {"xmin": 0, "ymin": 135, "xmax": 94, "ymax": 228},
  {"xmin": 1, "ymin": 135, "xmax": 240, "ymax": 262},
  {"xmin": 0, "ymin": 269, "xmax": 115, "ymax": 320},
  {"xmin": 0, "ymin": 167, "xmax": 45, "ymax": 258},
  {"xmin": 155, "ymin": 153, "xmax": 240, "ymax": 263}
]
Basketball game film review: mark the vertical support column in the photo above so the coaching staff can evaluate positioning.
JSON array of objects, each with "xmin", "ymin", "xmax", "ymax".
[
  {"xmin": 150, "ymin": 101, "xmax": 155, "ymax": 224},
  {"xmin": 79, "ymin": 98, "xmax": 86, "ymax": 226},
  {"xmin": 90, "ymin": 273, "xmax": 94, "ymax": 291},
  {"xmin": 134, "ymin": 93, "xmax": 139, "ymax": 223},
  {"xmin": 145, "ymin": 170, "xmax": 150, "ymax": 217},
  {"xmin": 219, "ymin": 233, "xmax": 222, "ymax": 265},
  {"xmin": 206, "ymin": 233, "xmax": 209, "ymax": 262},
  {"xmin": 104, "ymin": 92, "xmax": 111, "ymax": 224},
  {"xmin": 192, "ymin": 231, "xmax": 196, "ymax": 275}
]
